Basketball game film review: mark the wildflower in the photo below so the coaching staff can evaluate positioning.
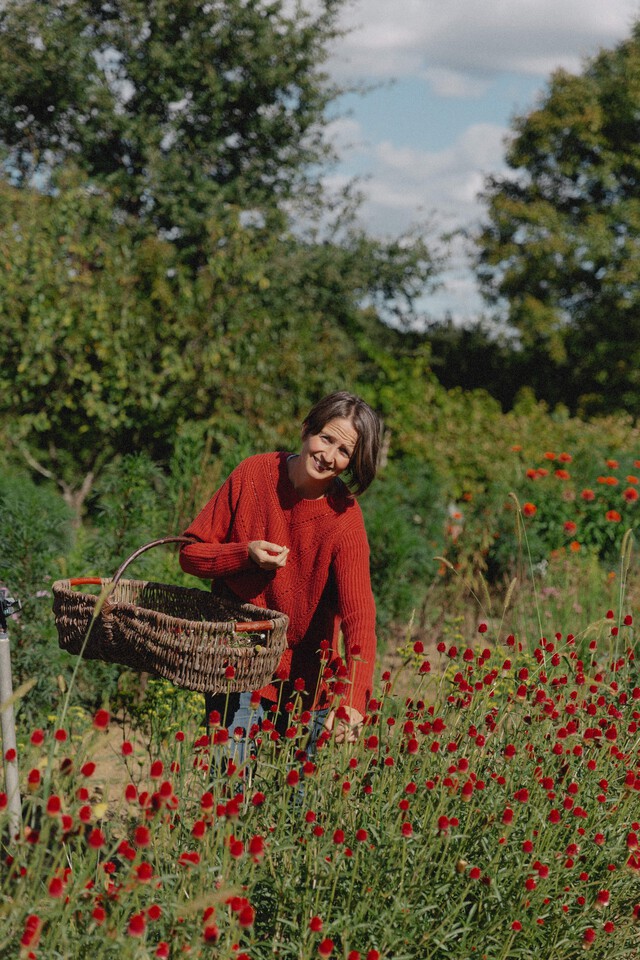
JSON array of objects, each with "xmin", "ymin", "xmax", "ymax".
[
  {"xmin": 87, "ymin": 828, "xmax": 106, "ymax": 849},
  {"xmin": 318, "ymin": 939, "xmax": 334, "ymax": 958},
  {"xmin": 581, "ymin": 489, "xmax": 596, "ymax": 501},
  {"xmin": 93, "ymin": 709, "xmax": 110, "ymax": 730},
  {"xmin": 310, "ymin": 916, "xmax": 323, "ymax": 932},
  {"xmin": 249, "ymin": 835, "xmax": 265, "ymax": 861},
  {"xmin": 20, "ymin": 915, "xmax": 42, "ymax": 949},
  {"xmin": 135, "ymin": 862, "xmax": 154, "ymax": 883},
  {"xmin": 238, "ymin": 905, "xmax": 255, "ymax": 927},
  {"xmin": 128, "ymin": 913, "xmax": 146, "ymax": 937},
  {"xmin": 48, "ymin": 876, "xmax": 65, "ymax": 898},
  {"xmin": 563, "ymin": 521, "xmax": 577, "ymax": 535},
  {"xmin": 522, "ymin": 502, "xmax": 537, "ymax": 517},
  {"xmin": 229, "ymin": 836, "xmax": 244, "ymax": 858},
  {"xmin": 606, "ymin": 510, "xmax": 621, "ymax": 522},
  {"xmin": 623, "ymin": 487, "xmax": 639, "ymax": 502},
  {"xmin": 178, "ymin": 851, "xmax": 201, "ymax": 867},
  {"xmin": 203, "ymin": 923, "xmax": 220, "ymax": 942}
]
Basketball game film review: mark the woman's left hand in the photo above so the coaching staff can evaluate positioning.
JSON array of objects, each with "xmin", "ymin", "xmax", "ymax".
[{"xmin": 325, "ymin": 706, "xmax": 364, "ymax": 744}]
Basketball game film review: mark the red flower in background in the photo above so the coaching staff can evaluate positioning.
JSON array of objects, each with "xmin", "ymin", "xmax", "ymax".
[
  {"xmin": 606, "ymin": 510, "xmax": 622, "ymax": 523},
  {"xmin": 623, "ymin": 487, "xmax": 639, "ymax": 502},
  {"xmin": 523, "ymin": 503, "xmax": 537, "ymax": 517}
]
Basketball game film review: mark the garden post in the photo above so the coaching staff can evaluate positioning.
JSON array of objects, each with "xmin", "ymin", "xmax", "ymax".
[{"xmin": 0, "ymin": 590, "xmax": 22, "ymax": 839}]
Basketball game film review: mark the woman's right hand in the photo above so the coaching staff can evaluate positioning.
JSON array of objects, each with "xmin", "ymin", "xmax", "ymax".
[{"xmin": 248, "ymin": 541, "xmax": 289, "ymax": 570}]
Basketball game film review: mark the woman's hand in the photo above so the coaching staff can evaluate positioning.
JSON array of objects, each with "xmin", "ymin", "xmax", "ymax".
[
  {"xmin": 248, "ymin": 541, "xmax": 289, "ymax": 570},
  {"xmin": 325, "ymin": 706, "xmax": 364, "ymax": 744}
]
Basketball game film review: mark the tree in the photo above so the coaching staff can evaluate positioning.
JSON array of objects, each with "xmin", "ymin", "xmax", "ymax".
[
  {"xmin": 476, "ymin": 22, "xmax": 640, "ymax": 417},
  {"xmin": 1, "ymin": 172, "xmax": 440, "ymax": 517},
  {"xmin": 0, "ymin": 0, "xmax": 345, "ymax": 261}
]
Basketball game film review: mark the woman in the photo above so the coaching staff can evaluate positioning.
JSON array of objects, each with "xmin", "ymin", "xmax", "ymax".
[{"xmin": 179, "ymin": 391, "xmax": 381, "ymax": 753}]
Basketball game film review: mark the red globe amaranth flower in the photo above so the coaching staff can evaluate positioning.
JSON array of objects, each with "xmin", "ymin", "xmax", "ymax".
[
  {"xmin": 134, "ymin": 825, "xmax": 151, "ymax": 847},
  {"xmin": 318, "ymin": 939, "xmax": 334, "ymax": 958},
  {"xmin": 249, "ymin": 835, "xmax": 265, "ymax": 861},
  {"xmin": 93, "ymin": 709, "xmax": 110, "ymax": 730},
  {"xmin": 563, "ymin": 521, "xmax": 577, "ymax": 535},
  {"xmin": 20, "ymin": 915, "xmax": 42, "ymax": 949},
  {"xmin": 309, "ymin": 916, "xmax": 323, "ymax": 932},
  {"xmin": 87, "ymin": 828, "xmax": 106, "ymax": 849},
  {"xmin": 128, "ymin": 913, "xmax": 146, "ymax": 937}
]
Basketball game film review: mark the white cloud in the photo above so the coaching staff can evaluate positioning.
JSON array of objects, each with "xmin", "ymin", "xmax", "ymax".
[
  {"xmin": 365, "ymin": 123, "xmax": 510, "ymax": 228},
  {"xmin": 333, "ymin": 0, "xmax": 640, "ymax": 89}
]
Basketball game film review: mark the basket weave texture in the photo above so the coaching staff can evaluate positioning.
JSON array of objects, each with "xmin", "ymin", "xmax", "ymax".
[{"xmin": 51, "ymin": 539, "xmax": 289, "ymax": 694}]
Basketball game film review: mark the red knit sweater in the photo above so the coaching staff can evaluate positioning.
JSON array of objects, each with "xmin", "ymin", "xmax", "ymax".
[{"xmin": 179, "ymin": 452, "xmax": 377, "ymax": 714}]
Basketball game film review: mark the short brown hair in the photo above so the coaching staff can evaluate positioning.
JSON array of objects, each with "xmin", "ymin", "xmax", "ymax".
[{"xmin": 302, "ymin": 391, "xmax": 382, "ymax": 495}]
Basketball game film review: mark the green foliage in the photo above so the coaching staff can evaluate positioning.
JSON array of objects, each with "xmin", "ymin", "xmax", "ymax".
[
  {"xmin": 362, "ymin": 456, "xmax": 446, "ymax": 627},
  {"xmin": 476, "ymin": 21, "xmax": 640, "ymax": 416},
  {"xmin": 0, "ymin": 0, "xmax": 347, "ymax": 257},
  {"xmin": 0, "ymin": 470, "xmax": 71, "ymax": 595}
]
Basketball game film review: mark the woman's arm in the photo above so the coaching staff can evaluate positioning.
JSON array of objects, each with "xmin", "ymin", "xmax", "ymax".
[
  {"xmin": 179, "ymin": 465, "xmax": 254, "ymax": 580},
  {"xmin": 331, "ymin": 515, "xmax": 378, "ymax": 718}
]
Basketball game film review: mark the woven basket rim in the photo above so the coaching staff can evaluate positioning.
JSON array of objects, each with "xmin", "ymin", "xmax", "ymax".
[{"xmin": 51, "ymin": 577, "xmax": 288, "ymax": 632}]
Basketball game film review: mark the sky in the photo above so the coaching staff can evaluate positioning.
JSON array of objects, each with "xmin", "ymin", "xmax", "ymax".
[{"xmin": 323, "ymin": 0, "xmax": 640, "ymax": 324}]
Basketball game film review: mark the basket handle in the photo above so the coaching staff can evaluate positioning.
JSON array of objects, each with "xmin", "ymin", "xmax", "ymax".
[{"xmin": 89, "ymin": 536, "xmax": 276, "ymax": 634}]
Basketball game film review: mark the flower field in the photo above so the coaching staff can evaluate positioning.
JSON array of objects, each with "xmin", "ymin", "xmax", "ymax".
[{"xmin": 3, "ymin": 556, "xmax": 640, "ymax": 960}]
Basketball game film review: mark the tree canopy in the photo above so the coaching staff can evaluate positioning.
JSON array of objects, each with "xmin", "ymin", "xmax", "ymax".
[
  {"xmin": 0, "ymin": 0, "xmax": 444, "ymax": 513},
  {"xmin": 475, "ymin": 21, "xmax": 640, "ymax": 417},
  {"xmin": 0, "ymin": 0, "xmax": 345, "ymax": 260}
]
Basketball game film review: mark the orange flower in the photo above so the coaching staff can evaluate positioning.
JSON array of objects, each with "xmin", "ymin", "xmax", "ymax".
[
  {"xmin": 543, "ymin": 452, "xmax": 556, "ymax": 460},
  {"xmin": 523, "ymin": 502, "xmax": 537, "ymax": 517},
  {"xmin": 558, "ymin": 452, "xmax": 573, "ymax": 462},
  {"xmin": 554, "ymin": 469, "xmax": 570, "ymax": 480},
  {"xmin": 569, "ymin": 541, "xmax": 581, "ymax": 552},
  {"xmin": 606, "ymin": 510, "xmax": 622, "ymax": 523},
  {"xmin": 606, "ymin": 459, "xmax": 619, "ymax": 469},
  {"xmin": 626, "ymin": 475, "xmax": 639, "ymax": 485}
]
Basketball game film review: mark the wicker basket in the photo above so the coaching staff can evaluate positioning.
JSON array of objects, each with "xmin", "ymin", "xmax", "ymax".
[{"xmin": 52, "ymin": 537, "xmax": 289, "ymax": 694}]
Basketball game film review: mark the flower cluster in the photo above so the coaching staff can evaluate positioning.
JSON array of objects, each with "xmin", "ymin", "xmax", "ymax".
[{"xmin": 3, "ymin": 605, "xmax": 640, "ymax": 959}]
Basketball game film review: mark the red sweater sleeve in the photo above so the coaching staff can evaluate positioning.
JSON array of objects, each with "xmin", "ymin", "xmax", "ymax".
[
  {"xmin": 179, "ymin": 463, "xmax": 253, "ymax": 579},
  {"xmin": 332, "ymin": 515, "xmax": 377, "ymax": 715}
]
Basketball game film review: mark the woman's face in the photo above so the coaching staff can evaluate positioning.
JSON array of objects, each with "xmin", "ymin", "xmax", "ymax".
[{"xmin": 298, "ymin": 417, "xmax": 358, "ymax": 493}]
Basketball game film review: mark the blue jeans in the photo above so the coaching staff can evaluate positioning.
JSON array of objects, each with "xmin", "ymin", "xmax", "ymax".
[{"xmin": 204, "ymin": 690, "xmax": 328, "ymax": 769}]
